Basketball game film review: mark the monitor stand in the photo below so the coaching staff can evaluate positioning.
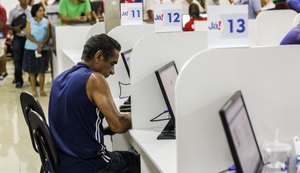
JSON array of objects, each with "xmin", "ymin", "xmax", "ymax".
[{"xmin": 157, "ymin": 118, "xmax": 176, "ymax": 140}]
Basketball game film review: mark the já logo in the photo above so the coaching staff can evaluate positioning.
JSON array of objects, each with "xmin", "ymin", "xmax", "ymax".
[
  {"xmin": 121, "ymin": 11, "xmax": 129, "ymax": 17},
  {"xmin": 208, "ymin": 21, "xmax": 222, "ymax": 30},
  {"xmin": 154, "ymin": 14, "xmax": 164, "ymax": 21}
]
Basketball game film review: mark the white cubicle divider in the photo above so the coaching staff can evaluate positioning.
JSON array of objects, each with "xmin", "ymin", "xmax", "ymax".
[
  {"xmin": 107, "ymin": 24, "xmax": 154, "ymax": 98},
  {"xmin": 85, "ymin": 22, "xmax": 106, "ymax": 39},
  {"xmin": 293, "ymin": 13, "xmax": 300, "ymax": 26},
  {"xmin": 176, "ymin": 45, "xmax": 300, "ymax": 172},
  {"xmin": 106, "ymin": 24, "xmax": 154, "ymax": 151},
  {"xmin": 255, "ymin": 10, "xmax": 297, "ymax": 46},
  {"xmin": 56, "ymin": 23, "xmax": 107, "ymax": 78},
  {"xmin": 130, "ymin": 31, "xmax": 208, "ymax": 130},
  {"xmin": 53, "ymin": 25, "xmax": 92, "ymax": 78}
]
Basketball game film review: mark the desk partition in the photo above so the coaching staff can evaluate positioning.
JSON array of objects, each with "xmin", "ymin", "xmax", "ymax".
[
  {"xmin": 105, "ymin": 24, "xmax": 155, "ymax": 151},
  {"xmin": 107, "ymin": 24, "xmax": 154, "ymax": 98},
  {"xmin": 130, "ymin": 32, "xmax": 208, "ymax": 130},
  {"xmin": 255, "ymin": 10, "xmax": 297, "ymax": 46},
  {"xmin": 52, "ymin": 25, "xmax": 93, "ymax": 78},
  {"xmin": 175, "ymin": 45, "xmax": 300, "ymax": 172},
  {"xmin": 129, "ymin": 31, "xmax": 208, "ymax": 173}
]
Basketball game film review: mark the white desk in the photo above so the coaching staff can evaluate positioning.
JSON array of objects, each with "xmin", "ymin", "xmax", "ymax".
[{"xmin": 129, "ymin": 130, "xmax": 177, "ymax": 173}]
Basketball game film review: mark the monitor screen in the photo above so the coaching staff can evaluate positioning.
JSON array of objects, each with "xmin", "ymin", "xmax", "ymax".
[
  {"xmin": 121, "ymin": 49, "xmax": 132, "ymax": 78},
  {"xmin": 219, "ymin": 91, "xmax": 263, "ymax": 173},
  {"xmin": 155, "ymin": 61, "xmax": 178, "ymax": 118}
]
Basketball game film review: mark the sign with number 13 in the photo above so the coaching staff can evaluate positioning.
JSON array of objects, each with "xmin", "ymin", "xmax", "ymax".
[{"xmin": 207, "ymin": 5, "xmax": 248, "ymax": 48}]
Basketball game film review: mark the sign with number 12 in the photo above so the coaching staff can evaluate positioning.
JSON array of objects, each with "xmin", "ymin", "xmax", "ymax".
[
  {"xmin": 207, "ymin": 5, "xmax": 248, "ymax": 48},
  {"xmin": 154, "ymin": 4, "xmax": 182, "ymax": 32},
  {"xmin": 121, "ymin": 3, "xmax": 143, "ymax": 25}
]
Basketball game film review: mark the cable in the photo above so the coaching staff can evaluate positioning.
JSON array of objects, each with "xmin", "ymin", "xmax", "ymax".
[
  {"xmin": 150, "ymin": 109, "xmax": 170, "ymax": 122},
  {"xmin": 118, "ymin": 81, "xmax": 130, "ymax": 99},
  {"xmin": 218, "ymin": 165, "xmax": 236, "ymax": 173}
]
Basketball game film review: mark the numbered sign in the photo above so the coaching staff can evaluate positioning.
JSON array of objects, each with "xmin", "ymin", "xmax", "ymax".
[
  {"xmin": 121, "ymin": 3, "xmax": 143, "ymax": 25},
  {"xmin": 153, "ymin": 4, "xmax": 182, "ymax": 33},
  {"xmin": 207, "ymin": 5, "xmax": 248, "ymax": 48}
]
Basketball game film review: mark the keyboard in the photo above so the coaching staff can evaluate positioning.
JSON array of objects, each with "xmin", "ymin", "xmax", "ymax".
[
  {"xmin": 157, "ymin": 130, "xmax": 176, "ymax": 140},
  {"xmin": 119, "ymin": 97, "xmax": 131, "ymax": 113}
]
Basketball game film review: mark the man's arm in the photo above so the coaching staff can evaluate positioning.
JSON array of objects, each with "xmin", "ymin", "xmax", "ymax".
[
  {"xmin": 37, "ymin": 19, "xmax": 51, "ymax": 53},
  {"xmin": 7, "ymin": 9, "xmax": 23, "ymax": 33},
  {"xmin": 59, "ymin": 13, "xmax": 88, "ymax": 23},
  {"xmin": 87, "ymin": 72, "xmax": 132, "ymax": 134}
]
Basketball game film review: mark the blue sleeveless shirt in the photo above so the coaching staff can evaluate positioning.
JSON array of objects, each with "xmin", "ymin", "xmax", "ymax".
[
  {"xmin": 25, "ymin": 17, "xmax": 49, "ymax": 50},
  {"xmin": 49, "ymin": 62, "xmax": 110, "ymax": 173}
]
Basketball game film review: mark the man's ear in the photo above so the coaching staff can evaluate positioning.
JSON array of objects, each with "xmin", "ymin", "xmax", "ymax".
[{"xmin": 95, "ymin": 50, "xmax": 104, "ymax": 63}]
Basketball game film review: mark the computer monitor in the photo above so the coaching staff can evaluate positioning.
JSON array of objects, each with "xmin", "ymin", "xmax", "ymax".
[
  {"xmin": 155, "ymin": 61, "xmax": 178, "ymax": 140},
  {"xmin": 219, "ymin": 91, "xmax": 264, "ymax": 173},
  {"xmin": 121, "ymin": 49, "xmax": 132, "ymax": 78}
]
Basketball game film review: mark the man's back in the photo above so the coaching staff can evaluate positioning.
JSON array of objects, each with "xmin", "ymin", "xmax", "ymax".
[{"xmin": 49, "ymin": 62, "xmax": 110, "ymax": 173}]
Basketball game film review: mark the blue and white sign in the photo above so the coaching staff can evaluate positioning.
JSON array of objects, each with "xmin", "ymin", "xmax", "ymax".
[
  {"xmin": 153, "ymin": 4, "xmax": 182, "ymax": 32},
  {"xmin": 207, "ymin": 5, "xmax": 248, "ymax": 48},
  {"xmin": 121, "ymin": 3, "xmax": 143, "ymax": 25}
]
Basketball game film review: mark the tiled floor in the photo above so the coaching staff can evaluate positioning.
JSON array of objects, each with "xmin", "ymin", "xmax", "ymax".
[{"xmin": 0, "ymin": 58, "xmax": 52, "ymax": 173}]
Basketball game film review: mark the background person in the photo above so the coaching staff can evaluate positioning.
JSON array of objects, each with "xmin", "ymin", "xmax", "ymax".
[
  {"xmin": 59, "ymin": 0, "xmax": 93, "ymax": 24},
  {"xmin": 183, "ymin": 3, "xmax": 207, "ymax": 31},
  {"xmin": 7, "ymin": 0, "xmax": 31, "ymax": 88},
  {"xmin": 286, "ymin": 0, "xmax": 300, "ymax": 12},
  {"xmin": 175, "ymin": 0, "xmax": 205, "ymax": 14},
  {"xmin": 280, "ymin": 24, "xmax": 300, "ymax": 45},
  {"xmin": 23, "ymin": 3, "xmax": 50, "ymax": 97},
  {"xmin": 49, "ymin": 34, "xmax": 140, "ymax": 173},
  {"xmin": 235, "ymin": 0, "xmax": 261, "ymax": 19}
]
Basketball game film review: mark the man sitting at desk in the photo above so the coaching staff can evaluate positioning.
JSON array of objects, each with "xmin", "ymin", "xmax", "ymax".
[
  {"xmin": 48, "ymin": 34, "xmax": 140, "ymax": 173},
  {"xmin": 58, "ymin": 0, "xmax": 93, "ymax": 24}
]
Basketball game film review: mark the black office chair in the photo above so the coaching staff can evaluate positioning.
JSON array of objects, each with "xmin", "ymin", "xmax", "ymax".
[
  {"xmin": 28, "ymin": 109, "xmax": 58, "ymax": 173},
  {"xmin": 20, "ymin": 91, "xmax": 46, "ymax": 152}
]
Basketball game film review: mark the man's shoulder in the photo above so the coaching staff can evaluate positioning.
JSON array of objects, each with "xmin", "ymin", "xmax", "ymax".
[
  {"xmin": 9, "ymin": 5, "xmax": 19, "ymax": 13},
  {"xmin": 88, "ymin": 72, "xmax": 106, "ymax": 82}
]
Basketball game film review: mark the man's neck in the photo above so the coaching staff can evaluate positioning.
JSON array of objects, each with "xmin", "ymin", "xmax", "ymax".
[{"xmin": 20, "ymin": 4, "xmax": 28, "ymax": 9}]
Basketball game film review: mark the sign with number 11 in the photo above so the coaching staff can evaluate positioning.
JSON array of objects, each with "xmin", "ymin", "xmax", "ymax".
[{"xmin": 121, "ymin": 3, "xmax": 143, "ymax": 25}]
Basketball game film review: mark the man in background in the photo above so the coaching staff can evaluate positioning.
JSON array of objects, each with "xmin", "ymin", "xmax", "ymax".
[
  {"xmin": 7, "ymin": 0, "xmax": 31, "ymax": 88},
  {"xmin": 59, "ymin": 0, "xmax": 93, "ymax": 24}
]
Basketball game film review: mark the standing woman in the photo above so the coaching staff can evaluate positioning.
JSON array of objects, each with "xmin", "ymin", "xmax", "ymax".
[{"xmin": 23, "ymin": 3, "xmax": 50, "ymax": 97}]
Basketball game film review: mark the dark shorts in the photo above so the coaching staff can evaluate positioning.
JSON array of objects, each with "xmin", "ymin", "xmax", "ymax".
[{"xmin": 95, "ymin": 151, "xmax": 140, "ymax": 173}]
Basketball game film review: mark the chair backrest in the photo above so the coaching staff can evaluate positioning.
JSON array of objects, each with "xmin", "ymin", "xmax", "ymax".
[
  {"xmin": 20, "ymin": 91, "xmax": 46, "ymax": 152},
  {"xmin": 28, "ymin": 109, "xmax": 58, "ymax": 173}
]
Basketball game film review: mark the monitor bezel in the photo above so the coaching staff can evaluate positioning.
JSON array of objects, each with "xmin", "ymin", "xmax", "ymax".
[
  {"xmin": 121, "ymin": 49, "xmax": 132, "ymax": 78},
  {"xmin": 155, "ymin": 61, "xmax": 178, "ymax": 120},
  {"xmin": 219, "ymin": 90, "xmax": 264, "ymax": 173}
]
